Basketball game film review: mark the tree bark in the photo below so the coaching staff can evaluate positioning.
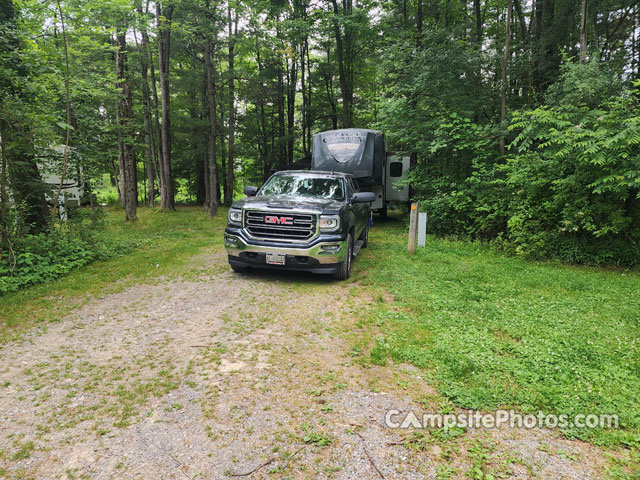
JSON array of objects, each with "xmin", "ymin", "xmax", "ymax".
[
  {"xmin": 114, "ymin": 97, "xmax": 125, "ymax": 206},
  {"xmin": 300, "ymin": 40, "xmax": 308, "ymax": 155},
  {"xmin": 205, "ymin": 37, "xmax": 219, "ymax": 215},
  {"xmin": 140, "ymin": 6, "xmax": 163, "ymax": 194},
  {"xmin": 500, "ymin": 0, "xmax": 513, "ymax": 155},
  {"xmin": 513, "ymin": 0, "xmax": 527, "ymax": 41},
  {"xmin": 580, "ymin": 0, "xmax": 588, "ymax": 63},
  {"xmin": 157, "ymin": 1, "xmax": 175, "ymax": 210},
  {"xmin": 225, "ymin": 4, "xmax": 236, "ymax": 206},
  {"xmin": 0, "ymin": 116, "xmax": 7, "ymax": 242},
  {"xmin": 135, "ymin": 4, "xmax": 156, "ymax": 207},
  {"xmin": 474, "ymin": 0, "xmax": 482, "ymax": 44},
  {"xmin": 277, "ymin": 54, "xmax": 286, "ymax": 167},
  {"xmin": 330, "ymin": 0, "xmax": 351, "ymax": 128},
  {"xmin": 52, "ymin": 0, "xmax": 71, "ymax": 227},
  {"xmin": 323, "ymin": 44, "xmax": 338, "ymax": 130},
  {"xmin": 116, "ymin": 31, "xmax": 138, "ymax": 221},
  {"xmin": 286, "ymin": 55, "xmax": 297, "ymax": 165},
  {"xmin": 417, "ymin": 0, "xmax": 423, "ymax": 39},
  {"xmin": 305, "ymin": 36, "xmax": 312, "ymax": 150}
]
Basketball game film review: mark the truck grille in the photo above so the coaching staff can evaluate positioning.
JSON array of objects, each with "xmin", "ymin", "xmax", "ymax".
[{"xmin": 244, "ymin": 210, "xmax": 317, "ymax": 242}]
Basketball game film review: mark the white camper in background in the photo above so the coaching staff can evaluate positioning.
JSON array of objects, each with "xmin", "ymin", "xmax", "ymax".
[{"xmin": 38, "ymin": 146, "xmax": 84, "ymax": 215}]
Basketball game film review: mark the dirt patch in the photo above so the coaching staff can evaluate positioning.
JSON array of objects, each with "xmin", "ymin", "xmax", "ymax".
[{"xmin": 0, "ymin": 249, "xmax": 625, "ymax": 479}]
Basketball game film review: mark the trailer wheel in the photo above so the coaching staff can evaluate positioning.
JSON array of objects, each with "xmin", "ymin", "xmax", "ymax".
[
  {"xmin": 333, "ymin": 234, "xmax": 352, "ymax": 280},
  {"xmin": 379, "ymin": 206, "xmax": 388, "ymax": 220}
]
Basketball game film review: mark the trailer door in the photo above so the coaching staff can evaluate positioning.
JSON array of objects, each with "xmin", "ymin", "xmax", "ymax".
[{"xmin": 385, "ymin": 155, "xmax": 410, "ymax": 202}]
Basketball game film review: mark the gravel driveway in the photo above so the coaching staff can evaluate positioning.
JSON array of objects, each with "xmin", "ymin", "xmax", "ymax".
[{"xmin": 0, "ymin": 249, "xmax": 621, "ymax": 479}]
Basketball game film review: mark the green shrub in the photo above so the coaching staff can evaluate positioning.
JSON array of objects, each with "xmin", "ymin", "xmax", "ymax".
[
  {"xmin": 402, "ymin": 61, "xmax": 640, "ymax": 266},
  {"xmin": 0, "ymin": 208, "xmax": 138, "ymax": 295}
]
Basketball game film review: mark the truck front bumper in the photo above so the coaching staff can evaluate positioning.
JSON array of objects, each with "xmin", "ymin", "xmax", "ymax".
[{"xmin": 224, "ymin": 228, "xmax": 347, "ymax": 273}]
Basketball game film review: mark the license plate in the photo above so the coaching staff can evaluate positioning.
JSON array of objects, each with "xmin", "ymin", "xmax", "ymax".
[{"xmin": 265, "ymin": 253, "xmax": 286, "ymax": 265}]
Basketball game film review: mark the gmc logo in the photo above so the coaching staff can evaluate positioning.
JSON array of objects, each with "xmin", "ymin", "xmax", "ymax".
[{"xmin": 264, "ymin": 215, "xmax": 294, "ymax": 225}]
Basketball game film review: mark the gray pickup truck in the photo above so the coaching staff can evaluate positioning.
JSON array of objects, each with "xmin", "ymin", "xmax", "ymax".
[{"xmin": 224, "ymin": 170, "xmax": 375, "ymax": 280}]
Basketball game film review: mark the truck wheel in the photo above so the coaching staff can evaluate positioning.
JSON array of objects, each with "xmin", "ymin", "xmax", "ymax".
[
  {"xmin": 360, "ymin": 224, "xmax": 369, "ymax": 248},
  {"xmin": 230, "ymin": 264, "xmax": 248, "ymax": 273},
  {"xmin": 333, "ymin": 234, "xmax": 352, "ymax": 280}
]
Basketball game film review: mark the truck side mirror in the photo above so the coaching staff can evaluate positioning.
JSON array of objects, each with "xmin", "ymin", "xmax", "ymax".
[
  {"xmin": 244, "ymin": 186, "xmax": 258, "ymax": 197},
  {"xmin": 351, "ymin": 192, "xmax": 376, "ymax": 204}
]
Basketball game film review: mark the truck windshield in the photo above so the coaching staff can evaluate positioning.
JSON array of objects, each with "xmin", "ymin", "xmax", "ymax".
[{"xmin": 260, "ymin": 175, "xmax": 345, "ymax": 200}]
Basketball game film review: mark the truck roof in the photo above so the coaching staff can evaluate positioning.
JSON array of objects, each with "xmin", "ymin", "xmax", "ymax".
[{"xmin": 274, "ymin": 170, "xmax": 354, "ymax": 179}]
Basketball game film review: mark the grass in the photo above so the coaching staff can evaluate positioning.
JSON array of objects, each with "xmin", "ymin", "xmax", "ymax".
[
  {"xmin": 356, "ymin": 216, "xmax": 640, "ymax": 446},
  {"xmin": 0, "ymin": 206, "xmax": 228, "ymax": 341},
  {"xmin": 2, "ymin": 207, "xmax": 639, "ymax": 454}
]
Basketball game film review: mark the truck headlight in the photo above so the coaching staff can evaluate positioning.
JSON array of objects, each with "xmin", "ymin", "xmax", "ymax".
[
  {"xmin": 319, "ymin": 215, "xmax": 340, "ymax": 232},
  {"xmin": 228, "ymin": 208, "xmax": 242, "ymax": 225}
]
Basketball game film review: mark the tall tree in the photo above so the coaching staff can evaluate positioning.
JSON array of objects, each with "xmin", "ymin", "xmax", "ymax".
[
  {"xmin": 500, "ymin": 0, "xmax": 513, "ymax": 155},
  {"xmin": 225, "ymin": 3, "xmax": 237, "ymax": 205},
  {"xmin": 205, "ymin": 35, "xmax": 219, "ymax": 215},
  {"xmin": 157, "ymin": 0, "xmax": 175, "ymax": 210},
  {"xmin": 115, "ymin": 30, "xmax": 138, "ymax": 221},
  {"xmin": 0, "ymin": 0, "xmax": 48, "ymax": 234},
  {"xmin": 330, "ymin": 0, "xmax": 351, "ymax": 128},
  {"xmin": 580, "ymin": 0, "xmax": 588, "ymax": 63},
  {"xmin": 135, "ymin": 2, "xmax": 157, "ymax": 207}
]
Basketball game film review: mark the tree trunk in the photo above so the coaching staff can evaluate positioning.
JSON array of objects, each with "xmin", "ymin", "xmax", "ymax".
[
  {"xmin": 139, "ymin": 53, "xmax": 155, "ymax": 208},
  {"xmin": 0, "ymin": 116, "xmax": 7, "ymax": 242},
  {"xmin": 286, "ymin": 55, "xmax": 297, "ymax": 165},
  {"xmin": 255, "ymin": 36, "xmax": 271, "ymax": 176},
  {"xmin": 114, "ymin": 98, "xmax": 125, "ymax": 206},
  {"xmin": 205, "ymin": 37, "xmax": 219, "ymax": 215},
  {"xmin": 306, "ymin": 36, "xmax": 312, "ymax": 151},
  {"xmin": 474, "ymin": 0, "xmax": 482, "ymax": 44},
  {"xmin": 580, "ymin": 0, "xmax": 588, "ymax": 63},
  {"xmin": 52, "ymin": 0, "xmax": 71, "ymax": 227},
  {"xmin": 277, "ymin": 57, "xmax": 286, "ymax": 167},
  {"xmin": 300, "ymin": 40, "xmax": 307, "ymax": 155},
  {"xmin": 157, "ymin": 1, "xmax": 175, "ymax": 210},
  {"xmin": 330, "ymin": 0, "xmax": 350, "ymax": 128},
  {"xmin": 225, "ymin": 4, "xmax": 236, "ymax": 206},
  {"xmin": 135, "ymin": 4, "xmax": 156, "ymax": 207},
  {"xmin": 417, "ymin": 0, "xmax": 423, "ymax": 39},
  {"xmin": 513, "ymin": 0, "xmax": 527, "ymax": 41},
  {"xmin": 499, "ymin": 0, "xmax": 513, "ymax": 155},
  {"xmin": 141, "ymin": 11, "xmax": 163, "ymax": 194},
  {"xmin": 116, "ymin": 31, "xmax": 138, "ymax": 221}
]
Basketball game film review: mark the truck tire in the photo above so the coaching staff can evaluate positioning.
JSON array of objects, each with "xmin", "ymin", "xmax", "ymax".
[
  {"xmin": 230, "ymin": 264, "xmax": 249, "ymax": 273},
  {"xmin": 333, "ymin": 234, "xmax": 353, "ymax": 280}
]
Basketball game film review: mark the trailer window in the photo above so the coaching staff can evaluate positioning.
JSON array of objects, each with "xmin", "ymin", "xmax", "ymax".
[
  {"xmin": 260, "ymin": 175, "xmax": 345, "ymax": 200},
  {"xmin": 389, "ymin": 161, "xmax": 403, "ymax": 178}
]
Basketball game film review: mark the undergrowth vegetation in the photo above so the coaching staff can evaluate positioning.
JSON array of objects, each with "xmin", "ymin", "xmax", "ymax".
[{"xmin": 0, "ymin": 209, "xmax": 140, "ymax": 294}]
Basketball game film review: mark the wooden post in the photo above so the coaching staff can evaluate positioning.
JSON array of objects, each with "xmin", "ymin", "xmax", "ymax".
[{"xmin": 408, "ymin": 202, "xmax": 418, "ymax": 254}]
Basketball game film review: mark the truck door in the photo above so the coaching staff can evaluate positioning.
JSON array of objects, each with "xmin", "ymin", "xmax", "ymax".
[{"xmin": 385, "ymin": 155, "xmax": 410, "ymax": 203}]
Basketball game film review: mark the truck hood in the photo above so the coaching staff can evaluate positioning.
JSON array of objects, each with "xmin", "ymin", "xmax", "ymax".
[{"xmin": 232, "ymin": 195, "xmax": 343, "ymax": 214}]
